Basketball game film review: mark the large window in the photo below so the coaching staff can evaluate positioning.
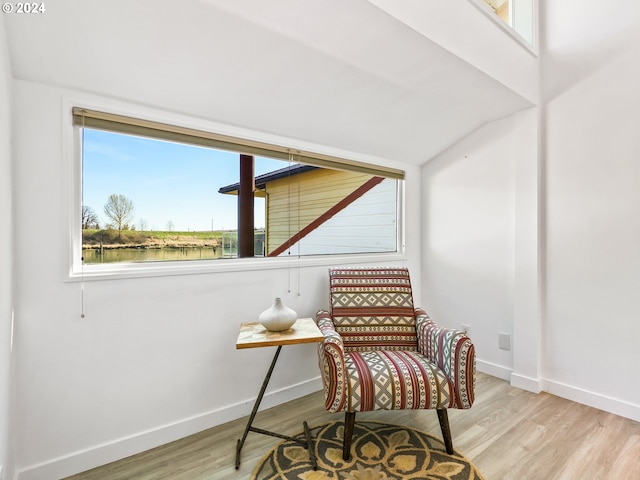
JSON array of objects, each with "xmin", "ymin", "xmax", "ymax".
[{"xmin": 71, "ymin": 107, "xmax": 403, "ymax": 277}]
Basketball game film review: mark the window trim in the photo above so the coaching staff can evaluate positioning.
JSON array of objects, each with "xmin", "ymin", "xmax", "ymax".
[{"xmin": 63, "ymin": 98, "xmax": 406, "ymax": 282}]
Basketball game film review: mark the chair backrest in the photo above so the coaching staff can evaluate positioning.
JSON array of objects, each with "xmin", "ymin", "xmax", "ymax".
[{"xmin": 329, "ymin": 267, "xmax": 417, "ymax": 351}]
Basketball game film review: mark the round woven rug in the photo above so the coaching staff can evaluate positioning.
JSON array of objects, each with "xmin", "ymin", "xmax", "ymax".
[{"xmin": 251, "ymin": 421, "xmax": 485, "ymax": 480}]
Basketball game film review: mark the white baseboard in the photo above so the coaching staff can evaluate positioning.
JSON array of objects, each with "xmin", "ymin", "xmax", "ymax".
[
  {"xmin": 510, "ymin": 372, "xmax": 542, "ymax": 393},
  {"xmin": 485, "ymin": 366, "xmax": 640, "ymax": 422},
  {"xmin": 542, "ymin": 379, "xmax": 640, "ymax": 423},
  {"xmin": 476, "ymin": 359, "xmax": 512, "ymax": 381},
  {"xmin": 16, "ymin": 377, "xmax": 323, "ymax": 480}
]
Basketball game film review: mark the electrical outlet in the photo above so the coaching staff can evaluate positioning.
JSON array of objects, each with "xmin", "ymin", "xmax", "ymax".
[
  {"xmin": 499, "ymin": 332, "xmax": 511, "ymax": 351},
  {"xmin": 461, "ymin": 324, "xmax": 470, "ymax": 334}
]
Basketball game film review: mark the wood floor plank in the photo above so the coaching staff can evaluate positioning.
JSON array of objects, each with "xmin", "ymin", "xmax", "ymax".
[
  {"xmin": 65, "ymin": 373, "xmax": 640, "ymax": 480},
  {"xmin": 607, "ymin": 434, "xmax": 640, "ymax": 480}
]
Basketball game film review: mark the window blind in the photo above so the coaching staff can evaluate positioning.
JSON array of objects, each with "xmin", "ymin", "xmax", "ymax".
[{"xmin": 72, "ymin": 107, "xmax": 405, "ymax": 180}]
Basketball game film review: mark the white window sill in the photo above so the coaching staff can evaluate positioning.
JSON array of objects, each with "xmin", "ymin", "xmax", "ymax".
[{"xmin": 66, "ymin": 252, "xmax": 406, "ymax": 282}]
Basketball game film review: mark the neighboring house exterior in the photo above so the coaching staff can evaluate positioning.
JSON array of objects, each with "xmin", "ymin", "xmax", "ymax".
[{"xmin": 219, "ymin": 164, "xmax": 397, "ymax": 257}]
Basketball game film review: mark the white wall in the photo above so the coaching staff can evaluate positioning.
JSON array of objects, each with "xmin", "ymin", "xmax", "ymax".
[
  {"xmin": 421, "ymin": 109, "xmax": 539, "ymax": 380},
  {"xmin": 367, "ymin": 0, "xmax": 539, "ymax": 103},
  {"xmin": 11, "ymin": 80, "xmax": 422, "ymax": 479},
  {"xmin": 0, "ymin": 17, "xmax": 14, "ymax": 480},
  {"xmin": 542, "ymin": 0, "xmax": 640, "ymax": 418}
]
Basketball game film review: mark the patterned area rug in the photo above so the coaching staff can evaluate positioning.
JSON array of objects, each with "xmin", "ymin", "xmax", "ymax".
[{"xmin": 251, "ymin": 421, "xmax": 485, "ymax": 480}]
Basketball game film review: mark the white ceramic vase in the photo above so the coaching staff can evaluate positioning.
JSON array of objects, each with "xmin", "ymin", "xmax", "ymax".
[{"xmin": 259, "ymin": 297, "xmax": 297, "ymax": 332}]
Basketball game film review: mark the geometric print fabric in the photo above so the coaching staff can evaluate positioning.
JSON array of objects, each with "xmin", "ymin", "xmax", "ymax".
[
  {"xmin": 345, "ymin": 350, "xmax": 452, "ymax": 412},
  {"xmin": 416, "ymin": 310, "xmax": 476, "ymax": 410},
  {"xmin": 329, "ymin": 267, "xmax": 417, "ymax": 350},
  {"xmin": 336, "ymin": 325, "xmax": 418, "ymax": 352}
]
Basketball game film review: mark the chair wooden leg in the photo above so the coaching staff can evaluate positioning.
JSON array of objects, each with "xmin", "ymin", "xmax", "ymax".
[
  {"xmin": 343, "ymin": 411, "xmax": 356, "ymax": 461},
  {"xmin": 437, "ymin": 408, "xmax": 454, "ymax": 454}
]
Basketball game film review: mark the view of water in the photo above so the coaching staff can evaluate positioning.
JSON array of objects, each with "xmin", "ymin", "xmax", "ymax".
[{"xmin": 82, "ymin": 246, "xmax": 227, "ymax": 264}]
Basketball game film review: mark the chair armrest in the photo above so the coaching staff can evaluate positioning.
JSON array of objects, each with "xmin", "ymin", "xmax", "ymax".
[
  {"xmin": 415, "ymin": 308, "xmax": 476, "ymax": 409},
  {"xmin": 315, "ymin": 310, "xmax": 347, "ymax": 413}
]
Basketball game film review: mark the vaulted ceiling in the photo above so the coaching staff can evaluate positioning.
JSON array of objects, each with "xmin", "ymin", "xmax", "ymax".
[{"xmin": 4, "ymin": 0, "xmax": 531, "ymax": 164}]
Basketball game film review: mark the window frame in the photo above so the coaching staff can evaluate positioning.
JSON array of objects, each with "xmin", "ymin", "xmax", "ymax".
[
  {"xmin": 467, "ymin": 0, "xmax": 539, "ymax": 55},
  {"xmin": 63, "ymin": 98, "xmax": 406, "ymax": 282}
]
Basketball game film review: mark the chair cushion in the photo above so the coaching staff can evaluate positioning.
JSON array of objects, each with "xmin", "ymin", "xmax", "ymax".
[
  {"xmin": 345, "ymin": 350, "xmax": 453, "ymax": 412},
  {"xmin": 329, "ymin": 267, "xmax": 417, "ymax": 351}
]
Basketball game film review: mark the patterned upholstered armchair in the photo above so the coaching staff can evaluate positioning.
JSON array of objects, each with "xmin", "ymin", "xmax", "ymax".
[{"xmin": 315, "ymin": 267, "xmax": 476, "ymax": 460}]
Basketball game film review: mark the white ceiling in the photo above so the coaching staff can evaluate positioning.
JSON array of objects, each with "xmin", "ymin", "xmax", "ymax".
[{"xmin": 4, "ymin": 0, "xmax": 531, "ymax": 164}]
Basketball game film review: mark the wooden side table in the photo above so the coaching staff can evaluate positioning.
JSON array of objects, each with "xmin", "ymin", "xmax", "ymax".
[{"xmin": 235, "ymin": 317, "xmax": 323, "ymax": 470}]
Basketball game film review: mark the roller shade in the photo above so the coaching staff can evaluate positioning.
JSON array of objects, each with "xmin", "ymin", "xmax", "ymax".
[{"xmin": 72, "ymin": 107, "xmax": 405, "ymax": 180}]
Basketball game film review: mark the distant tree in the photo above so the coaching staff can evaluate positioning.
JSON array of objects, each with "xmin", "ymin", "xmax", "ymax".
[
  {"xmin": 166, "ymin": 220, "xmax": 174, "ymax": 232},
  {"xmin": 138, "ymin": 218, "xmax": 148, "ymax": 231},
  {"xmin": 104, "ymin": 194, "xmax": 135, "ymax": 239},
  {"xmin": 82, "ymin": 205, "xmax": 100, "ymax": 229}
]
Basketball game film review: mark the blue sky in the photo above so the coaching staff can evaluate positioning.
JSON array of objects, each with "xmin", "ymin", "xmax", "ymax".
[{"xmin": 82, "ymin": 129, "xmax": 287, "ymax": 231}]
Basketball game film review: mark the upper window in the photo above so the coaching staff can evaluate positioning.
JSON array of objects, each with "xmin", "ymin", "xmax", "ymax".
[
  {"xmin": 480, "ymin": 0, "xmax": 535, "ymax": 46},
  {"xmin": 73, "ymin": 108, "xmax": 403, "ymax": 274}
]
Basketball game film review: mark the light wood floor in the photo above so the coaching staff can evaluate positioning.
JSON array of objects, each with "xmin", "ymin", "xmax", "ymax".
[{"xmin": 66, "ymin": 373, "xmax": 640, "ymax": 480}]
